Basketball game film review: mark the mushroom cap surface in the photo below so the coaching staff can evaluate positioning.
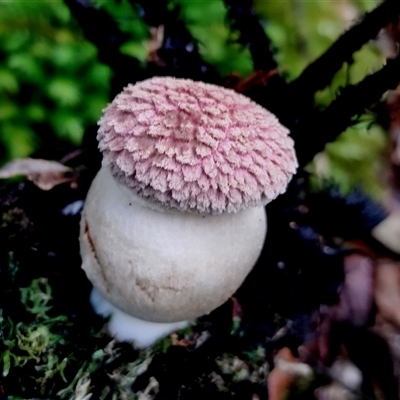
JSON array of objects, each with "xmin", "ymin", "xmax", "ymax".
[{"xmin": 98, "ymin": 77, "xmax": 298, "ymax": 213}]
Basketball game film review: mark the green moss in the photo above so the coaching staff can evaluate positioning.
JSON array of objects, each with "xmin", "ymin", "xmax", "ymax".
[
  {"xmin": 0, "ymin": 0, "xmax": 111, "ymax": 162},
  {"xmin": 0, "ymin": 270, "xmax": 107, "ymax": 398}
]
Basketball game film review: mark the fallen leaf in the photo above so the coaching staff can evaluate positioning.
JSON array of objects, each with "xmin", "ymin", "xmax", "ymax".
[
  {"xmin": 375, "ymin": 260, "xmax": 400, "ymax": 328},
  {"xmin": 147, "ymin": 25, "xmax": 165, "ymax": 66},
  {"xmin": 373, "ymin": 321, "xmax": 400, "ymax": 398},
  {"xmin": 267, "ymin": 347, "xmax": 313, "ymax": 400},
  {"xmin": 267, "ymin": 365, "xmax": 295, "ymax": 400},
  {"xmin": 231, "ymin": 296, "xmax": 243, "ymax": 318},
  {"xmin": 73, "ymin": 376, "xmax": 92, "ymax": 400},
  {"xmin": 330, "ymin": 358, "xmax": 362, "ymax": 392},
  {"xmin": 315, "ymin": 382, "xmax": 357, "ymax": 400},
  {"xmin": 333, "ymin": 253, "xmax": 374, "ymax": 327},
  {"xmin": 301, "ymin": 254, "xmax": 374, "ymax": 365},
  {"xmin": 373, "ymin": 260, "xmax": 400, "ymax": 397},
  {"xmin": 233, "ymin": 69, "xmax": 279, "ymax": 93},
  {"xmin": 372, "ymin": 214, "xmax": 400, "ymax": 254},
  {"xmin": 0, "ymin": 158, "xmax": 75, "ymax": 190},
  {"xmin": 170, "ymin": 333, "xmax": 192, "ymax": 348}
]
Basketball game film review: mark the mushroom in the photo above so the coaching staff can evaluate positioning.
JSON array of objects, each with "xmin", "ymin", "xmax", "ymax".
[{"xmin": 80, "ymin": 77, "xmax": 297, "ymax": 347}]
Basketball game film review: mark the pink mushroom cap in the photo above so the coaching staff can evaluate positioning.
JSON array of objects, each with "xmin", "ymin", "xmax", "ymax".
[{"xmin": 97, "ymin": 76, "xmax": 298, "ymax": 213}]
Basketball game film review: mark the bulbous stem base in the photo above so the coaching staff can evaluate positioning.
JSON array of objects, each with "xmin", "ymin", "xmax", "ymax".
[{"xmin": 90, "ymin": 288, "xmax": 189, "ymax": 347}]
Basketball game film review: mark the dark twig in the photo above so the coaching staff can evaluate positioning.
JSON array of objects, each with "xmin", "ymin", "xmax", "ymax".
[
  {"xmin": 129, "ymin": 0, "xmax": 221, "ymax": 83},
  {"xmin": 222, "ymin": 0, "xmax": 290, "ymax": 110},
  {"xmin": 131, "ymin": 0, "xmax": 169, "ymax": 27},
  {"xmin": 294, "ymin": 53, "xmax": 400, "ymax": 167},
  {"xmin": 289, "ymin": 0, "xmax": 400, "ymax": 98},
  {"xmin": 259, "ymin": 0, "xmax": 400, "ymax": 134},
  {"xmin": 223, "ymin": 0, "xmax": 277, "ymax": 72},
  {"xmin": 64, "ymin": 0, "xmax": 147, "ymax": 95},
  {"xmin": 232, "ymin": 0, "xmax": 399, "ymax": 130}
]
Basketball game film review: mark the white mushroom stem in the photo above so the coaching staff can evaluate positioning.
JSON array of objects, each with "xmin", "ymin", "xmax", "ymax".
[
  {"xmin": 80, "ymin": 166, "xmax": 267, "ymax": 344},
  {"xmin": 90, "ymin": 288, "xmax": 189, "ymax": 347}
]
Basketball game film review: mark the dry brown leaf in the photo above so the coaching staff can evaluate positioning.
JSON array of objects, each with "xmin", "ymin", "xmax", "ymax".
[
  {"xmin": 231, "ymin": 296, "xmax": 243, "ymax": 318},
  {"xmin": 372, "ymin": 214, "xmax": 400, "ymax": 254},
  {"xmin": 268, "ymin": 365, "xmax": 295, "ymax": 400},
  {"xmin": 232, "ymin": 69, "xmax": 279, "ymax": 93},
  {"xmin": 375, "ymin": 261, "xmax": 400, "ymax": 328},
  {"xmin": 336, "ymin": 253, "xmax": 374, "ymax": 326},
  {"xmin": 0, "ymin": 158, "xmax": 75, "ymax": 190},
  {"xmin": 147, "ymin": 25, "xmax": 165, "ymax": 65},
  {"xmin": 267, "ymin": 347, "xmax": 312, "ymax": 400},
  {"xmin": 373, "ymin": 260, "xmax": 400, "ymax": 397},
  {"xmin": 170, "ymin": 333, "xmax": 192, "ymax": 348},
  {"xmin": 302, "ymin": 254, "xmax": 374, "ymax": 367},
  {"xmin": 315, "ymin": 383, "xmax": 356, "ymax": 400},
  {"xmin": 373, "ymin": 321, "xmax": 400, "ymax": 398}
]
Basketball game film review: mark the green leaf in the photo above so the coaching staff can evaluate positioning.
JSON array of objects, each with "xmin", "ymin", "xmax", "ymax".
[
  {"xmin": 26, "ymin": 104, "xmax": 46, "ymax": 122},
  {"xmin": 120, "ymin": 41, "xmax": 148, "ymax": 62},
  {"xmin": 8, "ymin": 53, "xmax": 44, "ymax": 82},
  {"xmin": 85, "ymin": 97, "xmax": 108, "ymax": 121},
  {"xmin": 179, "ymin": 0, "xmax": 253, "ymax": 76},
  {"xmin": 0, "ymin": 102, "xmax": 18, "ymax": 120},
  {"xmin": 0, "ymin": 124, "xmax": 37, "ymax": 160},
  {"xmin": 0, "ymin": 31, "xmax": 30, "ymax": 52},
  {"xmin": 51, "ymin": 112, "xmax": 84, "ymax": 144},
  {"xmin": 86, "ymin": 63, "xmax": 111, "ymax": 90},
  {"xmin": 47, "ymin": 78, "xmax": 81, "ymax": 107},
  {"xmin": 0, "ymin": 69, "xmax": 19, "ymax": 93},
  {"xmin": 2, "ymin": 350, "xmax": 11, "ymax": 377}
]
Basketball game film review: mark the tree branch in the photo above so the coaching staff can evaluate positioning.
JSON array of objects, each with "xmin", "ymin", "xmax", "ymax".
[
  {"xmin": 219, "ymin": 0, "xmax": 290, "ymax": 121},
  {"xmin": 130, "ymin": 0, "xmax": 169, "ymax": 27},
  {"xmin": 64, "ymin": 0, "xmax": 147, "ymax": 95},
  {"xmin": 289, "ymin": 0, "xmax": 400, "ymax": 98},
  {"xmin": 128, "ymin": 0, "xmax": 221, "ymax": 83},
  {"xmin": 222, "ymin": 0, "xmax": 277, "ymax": 72},
  {"xmin": 295, "ymin": 53, "xmax": 400, "ymax": 167}
]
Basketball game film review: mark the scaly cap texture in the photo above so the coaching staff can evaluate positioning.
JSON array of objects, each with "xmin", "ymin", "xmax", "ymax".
[{"xmin": 97, "ymin": 77, "xmax": 298, "ymax": 213}]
